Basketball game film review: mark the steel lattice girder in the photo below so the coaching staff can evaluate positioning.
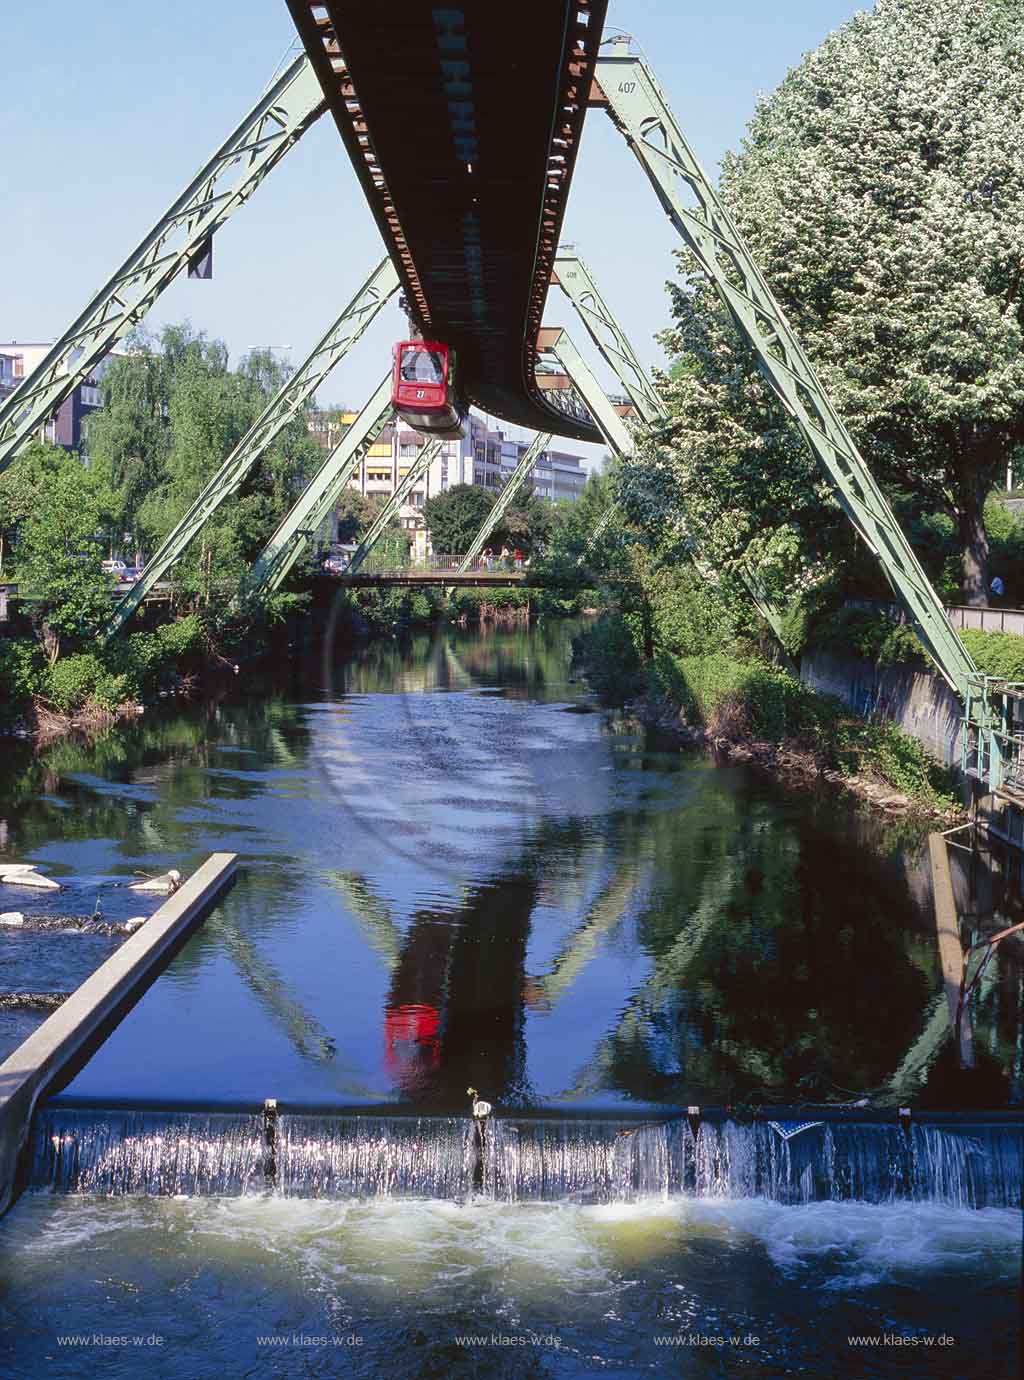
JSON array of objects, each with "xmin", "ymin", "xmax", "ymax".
[
  {"xmin": 540, "ymin": 329, "xmax": 634, "ymax": 458},
  {"xmin": 106, "ymin": 260, "xmax": 400, "ymax": 635},
  {"xmin": 551, "ymin": 250, "xmax": 786, "ymax": 642},
  {"xmin": 0, "ymin": 55, "xmax": 327, "ymax": 472},
  {"xmin": 348, "ymin": 439, "xmax": 443, "ymax": 573},
  {"xmin": 553, "ymin": 249, "xmax": 666, "ymax": 427},
  {"xmin": 246, "ymin": 374, "xmax": 395, "ymax": 597},
  {"xmin": 593, "ymin": 49, "xmax": 976, "ymax": 698},
  {"xmin": 458, "ymin": 431, "xmax": 553, "ymax": 573}
]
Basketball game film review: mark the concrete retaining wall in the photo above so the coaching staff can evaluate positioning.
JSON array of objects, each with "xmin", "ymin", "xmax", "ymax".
[
  {"xmin": 800, "ymin": 650, "xmax": 962, "ymax": 765},
  {"xmin": 0, "ymin": 852, "xmax": 237, "ymax": 1216}
]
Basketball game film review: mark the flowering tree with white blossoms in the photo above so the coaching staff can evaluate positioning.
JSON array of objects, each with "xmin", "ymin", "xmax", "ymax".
[{"xmin": 624, "ymin": 0, "xmax": 1024, "ymax": 607}]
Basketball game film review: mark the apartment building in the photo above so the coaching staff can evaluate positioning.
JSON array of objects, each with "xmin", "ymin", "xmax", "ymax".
[
  {"xmin": 500, "ymin": 437, "xmax": 587, "ymax": 503},
  {"xmin": 0, "ymin": 352, "xmax": 18, "ymax": 404},
  {"xmin": 309, "ymin": 406, "xmax": 589, "ymax": 549},
  {"xmin": 0, "ymin": 341, "xmax": 117, "ymax": 454}
]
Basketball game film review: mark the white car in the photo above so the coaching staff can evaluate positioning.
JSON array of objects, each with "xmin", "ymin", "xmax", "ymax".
[{"xmin": 101, "ymin": 559, "xmax": 129, "ymax": 578}]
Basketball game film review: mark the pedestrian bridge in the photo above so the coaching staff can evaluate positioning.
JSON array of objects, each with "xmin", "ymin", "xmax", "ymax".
[{"xmin": 321, "ymin": 557, "xmax": 534, "ymax": 589}]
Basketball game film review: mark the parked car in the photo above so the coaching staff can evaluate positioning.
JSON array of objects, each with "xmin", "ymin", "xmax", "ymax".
[
  {"xmin": 101, "ymin": 559, "xmax": 129, "ymax": 579},
  {"xmin": 321, "ymin": 556, "xmax": 348, "ymax": 575}
]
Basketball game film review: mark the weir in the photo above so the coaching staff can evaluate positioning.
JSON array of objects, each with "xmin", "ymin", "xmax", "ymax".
[{"xmin": 29, "ymin": 1107, "xmax": 1022, "ymax": 1209}]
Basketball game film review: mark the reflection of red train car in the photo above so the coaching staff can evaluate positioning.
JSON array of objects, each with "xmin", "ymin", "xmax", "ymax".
[
  {"xmin": 391, "ymin": 340, "xmax": 468, "ymax": 439},
  {"xmin": 384, "ymin": 1001, "xmax": 442, "ymax": 1079}
]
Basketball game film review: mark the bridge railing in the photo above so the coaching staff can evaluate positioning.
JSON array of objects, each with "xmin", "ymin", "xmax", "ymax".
[
  {"xmin": 326, "ymin": 554, "xmax": 530, "ymax": 576},
  {"xmin": 846, "ymin": 597, "xmax": 1024, "ymax": 639}
]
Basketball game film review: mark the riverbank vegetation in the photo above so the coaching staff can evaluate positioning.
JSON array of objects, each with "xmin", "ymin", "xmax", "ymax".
[
  {"xmin": 0, "ymin": 328, "xmax": 324, "ymax": 733},
  {"xmin": 550, "ymin": 0, "xmax": 1024, "ymax": 813},
  {"xmin": 0, "ymin": 322, "xmax": 572, "ymax": 734}
]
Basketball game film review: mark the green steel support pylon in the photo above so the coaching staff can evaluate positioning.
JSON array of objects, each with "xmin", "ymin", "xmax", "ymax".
[
  {"xmin": 552, "ymin": 247, "xmax": 787, "ymax": 644},
  {"xmin": 245, "ymin": 373, "xmax": 394, "ymax": 597},
  {"xmin": 588, "ymin": 507, "xmax": 617, "ymax": 548},
  {"xmin": 553, "ymin": 249, "xmax": 664, "ymax": 426},
  {"xmin": 106, "ymin": 260, "xmax": 400, "ymax": 635},
  {"xmin": 457, "ymin": 431, "xmax": 552, "ymax": 573},
  {"xmin": 542, "ymin": 330, "xmax": 634, "ymax": 458},
  {"xmin": 0, "ymin": 54, "xmax": 327, "ymax": 471},
  {"xmin": 347, "ymin": 440, "xmax": 443, "ymax": 574},
  {"xmin": 593, "ymin": 42, "xmax": 976, "ymax": 698}
]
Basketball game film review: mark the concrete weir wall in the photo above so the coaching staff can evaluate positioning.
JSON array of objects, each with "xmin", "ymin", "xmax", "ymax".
[
  {"xmin": 0, "ymin": 852, "xmax": 237, "ymax": 1217},
  {"xmin": 800, "ymin": 650, "xmax": 962, "ymax": 765}
]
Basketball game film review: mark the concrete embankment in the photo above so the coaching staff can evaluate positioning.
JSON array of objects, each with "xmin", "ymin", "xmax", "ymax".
[
  {"xmin": 800, "ymin": 650, "xmax": 962, "ymax": 765},
  {"xmin": 0, "ymin": 852, "xmax": 237, "ymax": 1216}
]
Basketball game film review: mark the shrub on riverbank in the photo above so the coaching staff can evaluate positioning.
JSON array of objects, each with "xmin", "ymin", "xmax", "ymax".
[
  {"xmin": 0, "ymin": 612, "xmax": 214, "ymax": 727},
  {"xmin": 809, "ymin": 608, "xmax": 928, "ymax": 669},
  {"xmin": 573, "ymin": 614, "xmax": 958, "ymax": 810},
  {"xmin": 808, "ymin": 609, "xmax": 1024, "ymax": 683},
  {"xmin": 446, "ymin": 586, "xmax": 531, "ymax": 622},
  {"xmin": 0, "ymin": 639, "xmax": 45, "ymax": 727}
]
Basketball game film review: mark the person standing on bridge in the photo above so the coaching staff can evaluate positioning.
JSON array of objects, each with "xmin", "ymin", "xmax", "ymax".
[{"xmin": 991, "ymin": 574, "xmax": 1005, "ymax": 605}]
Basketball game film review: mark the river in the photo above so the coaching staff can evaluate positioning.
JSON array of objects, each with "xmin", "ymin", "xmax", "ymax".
[{"xmin": 0, "ymin": 618, "xmax": 1020, "ymax": 1377}]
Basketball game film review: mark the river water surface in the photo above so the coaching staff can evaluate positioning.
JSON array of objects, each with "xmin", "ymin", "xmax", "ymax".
[{"xmin": 0, "ymin": 620, "xmax": 1020, "ymax": 1377}]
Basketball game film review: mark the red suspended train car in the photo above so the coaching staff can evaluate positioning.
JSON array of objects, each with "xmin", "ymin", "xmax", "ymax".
[{"xmin": 391, "ymin": 340, "xmax": 468, "ymax": 439}]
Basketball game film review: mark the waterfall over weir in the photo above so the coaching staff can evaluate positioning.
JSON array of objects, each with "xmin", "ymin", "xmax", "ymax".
[
  {"xmin": 28, "ymin": 1109, "xmax": 1021, "ymax": 1208},
  {"xmin": 30, "ymin": 1109, "xmax": 1022, "ymax": 1208}
]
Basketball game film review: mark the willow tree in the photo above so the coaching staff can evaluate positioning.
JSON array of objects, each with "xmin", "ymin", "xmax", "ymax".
[{"xmin": 626, "ymin": 0, "xmax": 1024, "ymax": 606}]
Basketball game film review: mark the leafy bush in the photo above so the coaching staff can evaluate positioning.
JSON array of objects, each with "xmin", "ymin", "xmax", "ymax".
[
  {"xmin": 658, "ymin": 652, "xmax": 821, "ymax": 742},
  {"xmin": 812, "ymin": 610, "xmax": 1024, "ymax": 684},
  {"xmin": 156, "ymin": 612, "xmax": 206, "ymax": 664},
  {"xmin": 406, "ymin": 592, "xmax": 434, "ymax": 623},
  {"xmin": 44, "ymin": 654, "xmax": 101, "ymax": 712},
  {"xmin": 446, "ymin": 587, "xmax": 531, "ymax": 620},
  {"xmin": 0, "ymin": 639, "xmax": 45, "ymax": 721},
  {"xmin": 637, "ymin": 644, "xmax": 956, "ymax": 809},
  {"xmin": 649, "ymin": 569, "xmax": 737, "ymax": 659},
  {"xmin": 832, "ymin": 717, "xmax": 958, "ymax": 808},
  {"xmin": 811, "ymin": 608, "xmax": 928, "ymax": 668},
  {"xmin": 960, "ymin": 628, "xmax": 1024, "ymax": 682}
]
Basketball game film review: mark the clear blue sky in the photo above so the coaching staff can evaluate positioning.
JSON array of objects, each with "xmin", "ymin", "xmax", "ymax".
[{"xmin": 2, "ymin": 1, "xmax": 867, "ymax": 462}]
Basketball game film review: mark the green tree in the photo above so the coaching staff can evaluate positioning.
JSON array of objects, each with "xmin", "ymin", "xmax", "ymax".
[
  {"xmin": 493, "ymin": 490, "xmax": 552, "ymax": 553},
  {"xmin": 117, "ymin": 330, "xmax": 320, "ymax": 603},
  {"xmin": 0, "ymin": 443, "xmax": 52, "ymax": 575},
  {"xmin": 85, "ymin": 334, "xmax": 170, "ymax": 560},
  {"xmin": 12, "ymin": 445, "xmax": 117, "ymax": 661},
  {"xmin": 628, "ymin": 0, "xmax": 1024, "ymax": 606},
  {"xmin": 421, "ymin": 483, "xmax": 494, "ymax": 554},
  {"xmin": 335, "ymin": 490, "xmax": 386, "ymax": 543}
]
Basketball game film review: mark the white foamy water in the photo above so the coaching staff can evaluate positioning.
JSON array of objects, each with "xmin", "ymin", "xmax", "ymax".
[
  {"xmin": 10, "ymin": 1192, "xmax": 1020, "ymax": 1285},
  {"xmin": 3, "ymin": 1190, "xmax": 1019, "ymax": 1380}
]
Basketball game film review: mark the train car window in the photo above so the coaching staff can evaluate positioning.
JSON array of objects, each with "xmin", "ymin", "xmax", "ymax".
[{"xmin": 400, "ymin": 347, "xmax": 445, "ymax": 385}]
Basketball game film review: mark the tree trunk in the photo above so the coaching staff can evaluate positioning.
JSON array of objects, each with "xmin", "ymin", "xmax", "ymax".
[
  {"xmin": 640, "ymin": 599, "xmax": 655, "ymax": 661},
  {"xmin": 957, "ymin": 477, "xmax": 989, "ymax": 606}
]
